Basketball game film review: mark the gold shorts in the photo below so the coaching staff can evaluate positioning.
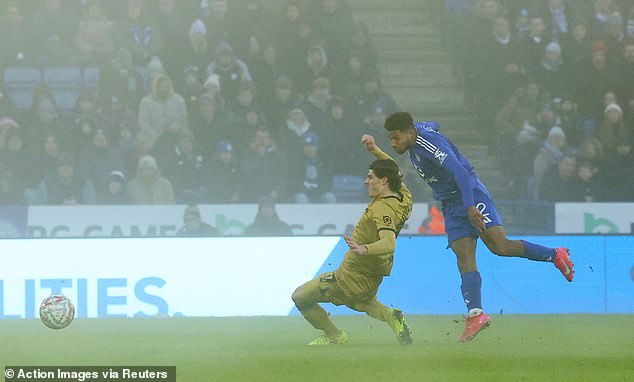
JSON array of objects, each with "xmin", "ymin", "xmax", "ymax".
[{"xmin": 318, "ymin": 268, "xmax": 383, "ymax": 307}]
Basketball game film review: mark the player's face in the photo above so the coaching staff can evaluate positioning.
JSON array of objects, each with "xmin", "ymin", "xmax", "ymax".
[
  {"xmin": 388, "ymin": 130, "xmax": 413, "ymax": 154},
  {"xmin": 365, "ymin": 169, "xmax": 386, "ymax": 198}
]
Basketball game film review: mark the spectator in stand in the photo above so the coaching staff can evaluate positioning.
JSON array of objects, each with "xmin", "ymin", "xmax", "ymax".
[
  {"xmin": 534, "ymin": 42, "xmax": 571, "ymax": 99},
  {"xmin": 600, "ymin": 129, "xmax": 634, "ymax": 201},
  {"xmin": 262, "ymin": 75, "xmax": 303, "ymax": 139},
  {"xmin": 302, "ymin": 77, "xmax": 334, "ymax": 131},
  {"xmin": 24, "ymin": 97, "xmax": 72, "ymax": 153},
  {"xmin": 596, "ymin": 102, "xmax": 629, "ymax": 152},
  {"xmin": 126, "ymin": 154, "xmax": 175, "ymax": 204},
  {"xmin": 560, "ymin": 21, "xmax": 592, "ymax": 70},
  {"xmin": 73, "ymin": 0, "xmax": 114, "ymax": 66},
  {"xmin": 122, "ymin": 128, "xmax": 155, "ymax": 177},
  {"xmin": 572, "ymin": 40, "xmax": 619, "ymax": 123},
  {"xmin": 520, "ymin": 16, "xmax": 549, "ymax": 76},
  {"xmin": 208, "ymin": 140, "xmax": 241, "ymax": 203},
  {"xmin": 138, "ymin": 73, "xmax": 188, "ymax": 140},
  {"xmin": 30, "ymin": 0, "xmax": 79, "ymax": 65},
  {"xmin": 183, "ymin": 19, "xmax": 214, "ymax": 84},
  {"xmin": 0, "ymin": 128, "xmax": 33, "ymax": 193},
  {"xmin": 604, "ymin": 12, "xmax": 627, "ymax": 65},
  {"xmin": 152, "ymin": 119, "xmax": 188, "ymax": 165},
  {"xmin": 0, "ymin": 2, "xmax": 35, "ymax": 66},
  {"xmin": 99, "ymin": 170, "xmax": 128, "ymax": 205},
  {"xmin": 161, "ymin": 129, "xmax": 209, "ymax": 204},
  {"xmin": 293, "ymin": 44, "xmax": 342, "ymax": 97},
  {"xmin": 351, "ymin": 71, "xmax": 399, "ymax": 124},
  {"xmin": 342, "ymin": 49, "xmax": 372, "ymax": 100},
  {"xmin": 321, "ymin": 96, "xmax": 366, "ymax": 176},
  {"xmin": 539, "ymin": 153, "xmax": 577, "ymax": 201},
  {"xmin": 77, "ymin": 128, "xmax": 125, "ymax": 202},
  {"xmin": 30, "ymin": 133, "xmax": 63, "ymax": 190},
  {"xmin": 589, "ymin": 0, "xmax": 621, "ymax": 38},
  {"xmin": 614, "ymin": 40, "xmax": 634, "ymax": 107},
  {"xmin": 540, "ymin": 0, "xmax": 574, "ymax": 42},
  {"xmin": 113, "ymin": 0, "xmax": 164, "ymax": 66},
  {"xmin": 533, "ymin": 126, "xmax": 567, "ymax": 196},
  {"xmin": 250, "ymin": 43, "xmax": 289, "ymax": 108},
  {"xmin": 0, "ymin": 166, "xmax": 24, "ymax": 205},
  {"xmin": 229, "ymin": 0, "xmax": 275, "ymax": 61},
  {"xmin": 243, "ymin": 196, "xmax": 293, "ymax": 236},
  {"xmin": 181, "ymin": 66, "xmax": 205, "ymax": 113},
  {"xmin": 99, "ymin": 47, "xmax": 146, "ymax": 114},
  {"xmin": 239, "ymin": 127, "xmax": 288, "ymax": 203},
  {"xmin": 154, "ymin": 0, "xmax": 192, "ymax": 86},
  {"xmin": 291, "ymin": 132, "xmax": 335, "ymax": 204},
  {"xmin": 472, "ymin": 15, "xmax": 526, "ymax": 132},
  {"xmin": 189, "ymin": 90, "xmax": 228, "ymax": 157},
  {"xmin": 204, "ymin": 0, "xmax": 233, "ymax": 53},
  {"xmin": 578, "ymin": 136, "xmax": 606, "ymax": 168},
  {"xmin": 279, "ymin": 108, "xmax": 317, "ymax": 166},
  {"xmin": 177, "ymin": 204, "xmax": 219, "ymax": 237},
  {"xmin": 350, "ymin": 21, "xmax": 378, "ymax": 73},
  {"xmin": 283, "ymin": 18, "xmax": 316, "ymax": 84},
  {"xmin": 207, "ymin": 42, "xmax": 253, "ymax": 106},
  {"xmin": 308, "ymin": 0, "xmax": 355, "ymax": 68},
  {"xmin": 554, "ymin": 95, "xmax": 584, "ymax": 147},
  {"xmin": 32, "ymin": 152, "xmax": 96, "ymax": 205},
  {"xmin": 570, "ymin": 159, "xmax": 605, "ymax": 202}
]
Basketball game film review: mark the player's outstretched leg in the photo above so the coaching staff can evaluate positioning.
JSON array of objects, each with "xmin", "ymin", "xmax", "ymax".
[
  {"xmin": 481, "ymin": 227, "xmax": 574, "ymax": 281},
  {"xmin": 458, "ymin": 309, "xmax": 491, "ymax": 343}
]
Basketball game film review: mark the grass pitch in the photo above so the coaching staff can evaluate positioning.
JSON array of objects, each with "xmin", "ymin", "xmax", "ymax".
[{"xmin": 2, "ymin": 315, "xmax": 633, "ymax": 382}]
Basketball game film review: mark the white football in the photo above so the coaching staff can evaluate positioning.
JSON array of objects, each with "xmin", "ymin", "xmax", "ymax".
[{"xmin": 40, "ymin": 294, "xmax": 75, "ymax": 330}]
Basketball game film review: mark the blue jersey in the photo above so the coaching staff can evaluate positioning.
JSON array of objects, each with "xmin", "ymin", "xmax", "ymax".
[{"xmin": 408, "ymin": 122, "xmax": 487, "ymax": 210}]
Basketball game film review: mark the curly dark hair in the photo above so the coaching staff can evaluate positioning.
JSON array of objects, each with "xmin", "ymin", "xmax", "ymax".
[{"xmin": 369, "ymin": 159, "xmax": 402, "ymax": 192}]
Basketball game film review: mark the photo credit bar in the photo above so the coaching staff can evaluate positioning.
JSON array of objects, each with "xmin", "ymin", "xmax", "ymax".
[{"xmin": 4, "ymin": 367, "xmax": 175, "ymax": 382}]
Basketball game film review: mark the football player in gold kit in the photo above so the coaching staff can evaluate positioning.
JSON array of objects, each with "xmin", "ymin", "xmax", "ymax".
[{"xmin": 292, "ymin": 134, "xmax": 413, "ymax": 345}]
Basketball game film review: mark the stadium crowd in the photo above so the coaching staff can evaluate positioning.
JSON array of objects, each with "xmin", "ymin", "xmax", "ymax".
[
  {"xmin": 445, "ymin": 0, "xmax": 634, "ymax": 202},
  {"xmin": 0, "ymin": 0, "xmax": 632, "ymax": 206}
]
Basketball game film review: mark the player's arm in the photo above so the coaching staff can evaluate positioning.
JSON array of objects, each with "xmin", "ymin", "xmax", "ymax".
[
  {"xmin": 362, "ymin": 134, "xmax": 394, "ymax": 161},
  {"xmin": 345, "ymin": 230, "xmax": 396, "ymax": 255}
]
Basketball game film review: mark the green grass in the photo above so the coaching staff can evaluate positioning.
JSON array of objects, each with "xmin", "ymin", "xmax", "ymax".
[{"xmin": 2, "ymin": 315, "xmax": 633, "ymax": 382}]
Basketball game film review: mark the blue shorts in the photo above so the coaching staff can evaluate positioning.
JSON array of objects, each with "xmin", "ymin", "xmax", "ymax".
[{"xmin": 441, "ymin": 188, "xmax": 503, "ymax": 248}]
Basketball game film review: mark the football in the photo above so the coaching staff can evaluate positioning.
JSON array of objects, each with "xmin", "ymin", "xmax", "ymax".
[{"xmin": 40, "ymin": 294, "xmax": 75, "ymax": 330}]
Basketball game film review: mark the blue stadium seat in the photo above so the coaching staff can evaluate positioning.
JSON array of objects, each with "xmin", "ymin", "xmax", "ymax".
[
  {"xmin": 82, "ymin": 66, "xmax": 100, "ymax": 93},
  {"xmin": 332, "ymin": 175, "xmax": 365, "ymax": 203},
  {"xmin": 43, "ymin": 66, "xmax": 82, "ymax": 111},
  {"xmin": 3, "ymin": 67, "xmax": 41, "ymax": 110}
]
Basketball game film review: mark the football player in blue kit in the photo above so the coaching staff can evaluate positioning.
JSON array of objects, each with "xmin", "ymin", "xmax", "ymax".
[{"xmin": 382, "ymin": 111, "xmax": 574, "ymax": 342}]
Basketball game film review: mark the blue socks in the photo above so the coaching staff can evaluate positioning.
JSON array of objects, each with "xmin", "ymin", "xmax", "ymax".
[
  {"xmin": 521, "ymin": 240, "xmax": 556, "ymax": 262},
  {"xmin": 461, "ymin": 271, "xmax": 482, "ymax": 311}
]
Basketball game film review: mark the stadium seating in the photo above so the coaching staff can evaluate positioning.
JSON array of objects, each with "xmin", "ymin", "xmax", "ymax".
[
  {"xmin": 332, "ymin": 175, "xmax": 365, "ymax": 203},
  {"xmin": 3, "ymin": 66, "xmax": 41, "ymax": 110},
  {"xmin": 43, "ymin": 66, "xmax": 82, "ymax": 111}
]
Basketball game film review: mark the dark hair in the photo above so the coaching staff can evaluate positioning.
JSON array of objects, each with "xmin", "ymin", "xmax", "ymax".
[
  {"xmin": 369, "ymin": 159, "xmax": 402, "ymax": 192},
  {"xmin": 384, "ymin": 112, "xmax": 414, "ymax": 132}
]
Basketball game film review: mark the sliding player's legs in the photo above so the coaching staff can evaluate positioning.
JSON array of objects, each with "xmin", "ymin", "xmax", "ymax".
[{"xmin": 292, "ymin": 274, "xmax": 347, "ymax": 345}]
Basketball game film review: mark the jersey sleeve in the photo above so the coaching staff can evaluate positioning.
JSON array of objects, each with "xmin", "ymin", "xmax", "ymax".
[{"xmin": 414, "ymin": 134, "xmax": 475, "ymax": 209}]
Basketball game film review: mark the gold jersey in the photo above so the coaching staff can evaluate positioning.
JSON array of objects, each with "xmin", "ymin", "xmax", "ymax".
[{"xmin": 341, "ymin": 182, "xmax": 413, "ymax": 276}]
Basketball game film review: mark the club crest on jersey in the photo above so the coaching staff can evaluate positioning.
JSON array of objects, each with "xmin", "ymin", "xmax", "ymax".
[
  {"xmin": 383, "ymin": 215, "xmax": 392, "ymax": 225},
  {"xmin": 433, "ymin": 149, "xmax": 448, "ymax": 164}
]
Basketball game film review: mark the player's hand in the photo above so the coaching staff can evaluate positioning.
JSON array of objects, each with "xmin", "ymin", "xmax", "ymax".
[
  {"xmin": 344, "ymin": 235, "xmax": 368, "ymax": 255},
  {"xmin": 467, "ymin": 206, "xmax": 486, "ymax": 234},
  {"xmin": 361, "ymin": 134, "xmax": 377, "ymax": 152}
]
